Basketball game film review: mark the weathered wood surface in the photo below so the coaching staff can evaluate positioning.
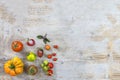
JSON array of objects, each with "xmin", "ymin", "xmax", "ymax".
[{"xmin": 0, "ymin": 0, "xmax": 120, "ymax": 80}]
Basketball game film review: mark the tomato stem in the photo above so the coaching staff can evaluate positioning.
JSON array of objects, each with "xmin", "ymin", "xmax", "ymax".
[
  {"xmin": 9, "ymin": 64, "xmax": 15, "ymax": 69},
  {"xmin": 14, "ymin": 44, "xmax": 18, "ymax": 48},
  {"xmin": 43, "ymin": 34, "xmax": 47, "ymax": 39}
]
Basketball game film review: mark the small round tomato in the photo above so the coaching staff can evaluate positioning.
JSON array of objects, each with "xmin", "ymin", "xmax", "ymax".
[
  {"xmin": 48, "ymin": 62, "xmax": 54, "ymax": 69},
  {"xmin": 53, "ymin": 45, "xmax": 59, "ymax": 49},
  {"xmin": 11, "ymin": 41, "xmax": 23, "ymax": 52},
  {"xmin": 47, "ymin": 70, "xmax": 53, "ymax": 76},
  {"xmin": 47, "ymin": 54, "xmax": 52, "ymax": 59},
  {"xmin": 53, "ymin": 58, "xmax": 57, "ymax": 61},
  {"xmin": 52, "ymin": 53, "xmax": 56, "ymax": 56},
  {"xmin": 45, "ymin": 44, "xmax": 51, "ymax": 50}
]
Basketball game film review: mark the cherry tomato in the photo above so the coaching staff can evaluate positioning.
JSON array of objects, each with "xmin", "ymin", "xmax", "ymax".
[
  {"xmin": 53, "ymin": 45, "xmax": 58, "ymax": 49},
  {"xmin": 11, "ymin": 41, "xmax": 23, "ymax": 52},
  {"xmin": 48, "ymin": 62, "xmax": 54, "ymax": 69},
  {"xmin": 52, "ymin": 53, "xmax": 56, "ymax": 56},
  {"xmin": 37, "ymin": 48, "xmax": 43, "ymax": 57},
  {"xmin": 45, "ymin": 44, "xmax": 51, "ymax": 50},
  {"xmin": 27, "ymin": 39, "xmax": 35, "ymax": 46},
  {"xmin": 47, "ymin": 70, "xmax": 53, "ymax": 76},
  {"xmin": 53, "ymin": 58, "xmax": 57, "ymax": 61},
  {"xmin": 47, "ymin": 54, "xmax": 52, "ymax": 59}
]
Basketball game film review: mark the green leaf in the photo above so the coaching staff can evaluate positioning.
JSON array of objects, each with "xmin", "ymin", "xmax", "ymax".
[
  {"xmin": 44, "ymin": 38, "xmax": 50, "ymax": 42},
  {"xmin": 37, "ymin": 35, "xmax": 43, "ymax": 39},
  {"xmin": 43, "ymin": 39, "xmax": 47, "ymax": 44},
  {"xmin": 43, "ymin": 38, "xmax": 50, "ymax": 44}
]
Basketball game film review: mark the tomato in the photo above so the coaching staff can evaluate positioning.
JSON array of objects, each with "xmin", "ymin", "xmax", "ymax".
[
  {"xmin": 43, "ymin": 60, "xmax": 49, "ymax": 66},
  {"xmin": 48, "ymin": 62, "xmax": 54, "ymax": 69},
  {"xmin": 37, "ymin": 48, "xmax": 43, "ymax": 57},
  {"xmin": 47, "ymin": 54, "xmax": 52, "ymax": 59},
  {"xmin": 52, "ymin": 53, "xmax": 56, "ymax": 56},
  {"xmin": 53, "ymin": 45, "xmax": 58, "ymax": 49},
  {"xmin": 45, "ymin": 44, "xmax": 51, "ymax": 50},
  {"xmin": 26, "ymin": 52, "xmax": 36, "ymax": 62},
  {"xmin": 27, "ymin": 39, "xmax": 35, "ymax": 46},
  {"xmin": 11, "ymin": 41, "xmax": 23, "ymax": 52},
  {"xmin": 47, "ymin": 70, "xmax": 53, "ymax": 76},
  {"xmin": 27, "ymin": 65, "xmax": 38, "ymax": 75},
  {"xmin": 53, "ymin": 58, "xmax": 57, "ymax": 61}
]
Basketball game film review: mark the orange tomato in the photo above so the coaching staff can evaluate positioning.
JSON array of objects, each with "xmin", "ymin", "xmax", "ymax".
[
  {"xmin": 4, "ymin": 57, "xmax": 24, "ymax": 76},
  {"xmin": 45, "ymin": 44, "xmax": 51, "ymax": 50},
  {"xmin": 11, "ymin": 41, "xmax": 23, "ymax": 52},
  {"xmin": 47, "ymin": 54, "xmax": 52, "ymax": 59}
]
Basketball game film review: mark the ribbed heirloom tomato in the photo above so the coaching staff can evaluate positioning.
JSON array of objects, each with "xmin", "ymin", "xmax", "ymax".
[
  {"xmin": 11, "ymin": 41, "xmax": 23, "ymax": 52},
  {"xmin": 4, "ymin": 57, "xmax": 24, "ymax": 76}
]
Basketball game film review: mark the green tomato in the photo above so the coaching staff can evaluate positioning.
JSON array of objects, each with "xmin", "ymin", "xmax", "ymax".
[
  {"xmin": 26, "ymin": 52, "xmax": 36, "ymax": 61},
  {"xmin": 43, "ymin": 60, "xmax": 48, "ymax": 66},
  {"xmin": 43, "ymin": 66, "xmax": 49, "ymax": 71},
  {"xmin": 40, "ymin": 63, "xmax": 44, "ymax": 68}
]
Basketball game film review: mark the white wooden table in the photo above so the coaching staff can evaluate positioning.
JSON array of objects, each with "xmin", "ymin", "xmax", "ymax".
[{"xmin": 0, "ymin": 0, "xmax": 120, "ymax": 80}]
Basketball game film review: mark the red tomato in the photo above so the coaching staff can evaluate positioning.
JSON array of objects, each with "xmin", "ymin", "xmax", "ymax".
[
  {"xmin": 37, "ymin": 48, "xmax": 43, "ymax": 57},
  {"xmin": 53, "ymin": 45, "xmax": 59, "ymax": 49},
  {"xmin": 53, "ymin": 58, "xmax": 57, "ymax": 61},
  {"xmin": 48, "ymin": 62, "xmax": 54, "ymax": 69},
  {"xmin": 27, "ymin": 39, "xmax": 35, "ymax": 46},
  {"xmin": 47, "ymin": 54, "xmax": 52, "ymax": 59},
  {"xmin": 47, "ymin": 70, "xmax": 53, "ymax": 76},
  {"xmin": 11, "ymin": 41, "xmax": 23, "ymax": 52},
  {"xmin": 52, "ymin": 53, "xmax": 56, "ymax": 56}
]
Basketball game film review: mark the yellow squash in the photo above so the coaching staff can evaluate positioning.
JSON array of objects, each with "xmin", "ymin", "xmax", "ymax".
[{"xmin": 4, "ymin": 57, "xmax": 24, "ymax": 76}]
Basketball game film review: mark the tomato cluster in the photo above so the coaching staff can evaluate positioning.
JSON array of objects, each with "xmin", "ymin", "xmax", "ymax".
[{"xmin": 11, "ymin": 34, "xmax": 59, "ymax": 76}]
